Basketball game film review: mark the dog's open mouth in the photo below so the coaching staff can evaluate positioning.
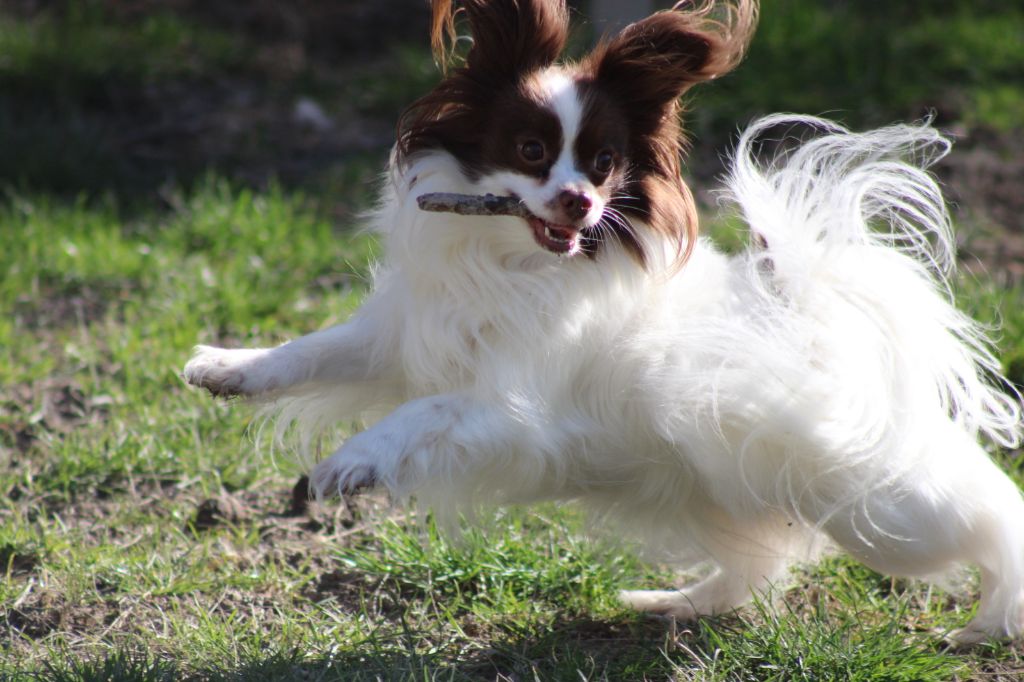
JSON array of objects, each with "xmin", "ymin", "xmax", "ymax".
[{"xmin": 528, "ymin": 216, "xmax": 582, "ymax": 255}]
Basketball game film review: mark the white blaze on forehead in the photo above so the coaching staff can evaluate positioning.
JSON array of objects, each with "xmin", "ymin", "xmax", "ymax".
[
  {"xmin": 531, "ymin": 69, "xmax": 586, "ymax": 188},
  {"xmin": 477, "ymin": 68, "xmax": 604, "ymax": 232},
  {"xmin": 532, "ymin": 69, "xmax": 582, "ymax": 150}
]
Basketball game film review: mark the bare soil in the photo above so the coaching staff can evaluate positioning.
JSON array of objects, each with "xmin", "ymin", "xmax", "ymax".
[{"xmin": 0, "ymin": 476, "xmax": 395, "ymax": 655}]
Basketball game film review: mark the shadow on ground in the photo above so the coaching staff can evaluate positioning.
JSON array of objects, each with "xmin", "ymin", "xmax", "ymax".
[
  {"xmin": 0, "ymin": 0, "xmax": 433, "ymax": 198},
  {"xmin": 48, "ymin": 615, "xmax": 689, "ymax": 681}
]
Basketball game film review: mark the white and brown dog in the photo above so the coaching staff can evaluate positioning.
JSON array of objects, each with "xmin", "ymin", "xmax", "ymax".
[{"xmin": 185, "ymin": 0, "xmax": 1024, "ymax": 643}]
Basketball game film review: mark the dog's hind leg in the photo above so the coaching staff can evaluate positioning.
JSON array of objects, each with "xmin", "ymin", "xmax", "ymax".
[
  {"xmin": 819, "ymin": 427, "xmax": 1024, "ymax": 644},
  {"xmin": 621, "ymin": 508, "xmax": 808, "ymax": 619},
  {"xmin": 620, "ymin": 562, "xmax": 787, "ymax": 620}
]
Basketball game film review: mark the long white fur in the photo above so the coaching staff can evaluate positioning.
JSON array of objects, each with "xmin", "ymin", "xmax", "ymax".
[{"xmin": 183, "ymin": 111, "xmax": 1024, "ymax": 643}]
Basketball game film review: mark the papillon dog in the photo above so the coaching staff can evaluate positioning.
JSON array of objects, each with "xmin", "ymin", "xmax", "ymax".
[{"xmin": 184, "ymin": 0, "xmax": 1024, "ymax": 643}]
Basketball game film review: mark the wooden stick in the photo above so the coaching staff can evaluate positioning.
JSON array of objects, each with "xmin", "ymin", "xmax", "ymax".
[{"xmin": 416, "ymin": 192, "xmax": 531, "ymax": 218}]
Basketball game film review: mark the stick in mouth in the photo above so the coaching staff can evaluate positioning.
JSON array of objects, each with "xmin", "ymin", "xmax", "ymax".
[
  {"xmin": 415, "ymin": 192, "xmax": 583, "ymax": 255},
  {"xmin": 416, "ymin": 192, "xmax": 530, "ymax": 218}
]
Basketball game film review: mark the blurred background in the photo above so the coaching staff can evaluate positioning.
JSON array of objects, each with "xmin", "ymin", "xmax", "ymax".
[{"xmin": 1, "ymin": 0, "xmax": 1021, "ymax": 232}]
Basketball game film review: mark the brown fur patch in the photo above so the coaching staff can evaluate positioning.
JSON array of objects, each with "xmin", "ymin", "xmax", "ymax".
[
  {"xmin": 583, "ymin": 0, "xmax": 757, "ymax": 267},
  {"xmin": 398, "ymin": 0, "xmax": 570, "ymax": 171},
  {"xmin": 400, "ymin": 1, "xmax": 758, "ymax": 269}
]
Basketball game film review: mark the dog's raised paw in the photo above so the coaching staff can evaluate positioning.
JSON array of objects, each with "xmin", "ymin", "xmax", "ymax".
[{"xmin": 183, "ymin": 345, "xmax": 269, "ymax": 398}]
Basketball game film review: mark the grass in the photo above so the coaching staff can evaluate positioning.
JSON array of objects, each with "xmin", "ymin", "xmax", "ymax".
[
  {"xmin": 0, "ymin": 1, "xmax": 248, "ymax": 194},
  {"xmin": 696, "ymin": 1, "xmax": 1024, "ymax": 134},
  {"xmin": 2, "ymin": 0, "xmax": 1024, "ymax": 679},
  {"xmin": 1, "ymin": 169, "xmax": 1023, "ymax": 681},
  {"xmin": 0, "ymin": 0, "xmax": 435, "ymax": 196},
  {"xmin": 0, "ymin": 3, "xmax": 243, "ymax": 88}
]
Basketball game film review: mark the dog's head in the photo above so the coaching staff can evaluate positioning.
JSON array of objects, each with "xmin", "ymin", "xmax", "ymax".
[{"xmin": 397, "ymin": 0, "xmax": 755, "ymax": 266}]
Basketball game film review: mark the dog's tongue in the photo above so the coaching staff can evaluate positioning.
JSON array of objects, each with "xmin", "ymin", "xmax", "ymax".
[
  {"xmin": 546, "ymin": 224, "xmax": 576, "ymax": 241},
  {"xmin": 527, "ymin": 216, "xmax": 582, "ymax": 255}
]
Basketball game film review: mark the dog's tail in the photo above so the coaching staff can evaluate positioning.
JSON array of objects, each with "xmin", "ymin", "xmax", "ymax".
[{"xmin": 724, "ymin": 115, "xmax": 1021, "ymax": 460}]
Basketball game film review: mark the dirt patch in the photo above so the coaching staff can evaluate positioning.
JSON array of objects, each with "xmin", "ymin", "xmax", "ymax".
[
  {"xmin": 939, "ymin": 126, "xmax": 1024, "ymax": 282},
  {"xmin": 0, "ymin": 540, "xmax": 40, "ymax": 576},
  {"xmin": 11, "ymin": 284, "xmax": 118, "ymax": 331},
  {"xmin": 100, "ymin": 76, "xmax": 395, "ymax": 190},
  {"xmin": 33, "ymin": 379, "xmax": 113, "ymax": 434},
  {"xmin": 940, "ymin": 125, "xmax": 1024, "ymax": 236},
  {"xmin": 971, "ymin": 655, "xmax": 1024, "ymax": 682},
  {"xmin": 4, "ymin": 589, "xmax": 114, "ymax": 641},
  {"xmin": 16, "ymin": 473, "xmax": 389, "ymax": 575},
  {"xmin": 1, "ymin": 377, "xmax": 115, "ymax": 456},
  {"xmin": 0, "ymin": 474, "xmax": 399, "ymax": 660},
  {"xmin": 307, "ymin": 567, "xmax": 374, "ymax": 606},
  {"xmin": 190, "ymin": 492, "xmax": 257, "ymax": 531}
]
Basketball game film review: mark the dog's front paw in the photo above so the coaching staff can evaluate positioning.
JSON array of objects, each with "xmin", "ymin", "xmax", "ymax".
[
  {"xmin": 309, "ymin": 396, "xmax": 462, "ymax": 502},
  {"xmin": 309, "ymin": 425, "xmax": 429, "ymax": 500},
  {"xmin": 183, "ymin": 345, "xmax": 271, "ymax": 398},
  {"xmin": 310, "ymin": 450, "xmax": 379, "ymax": 500}
]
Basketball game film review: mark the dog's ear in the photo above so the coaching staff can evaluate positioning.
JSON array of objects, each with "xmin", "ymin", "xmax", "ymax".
[
  {"xmin": 593, "ymin": 1, "xmax": 756, "ymax": 110},
  {"xmin": 430, "ymin": 0, "xmax": 569, "ymax": 79}
]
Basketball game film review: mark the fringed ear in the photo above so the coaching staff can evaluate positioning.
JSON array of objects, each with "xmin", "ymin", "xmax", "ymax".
[
  {"xmin": 429, "ymin": 0, "xmax": 569, "ymax": 79},
  {"xmin": 587, "ymin": 1, "xmax": 757, "ymax": 272},
  {"xmin": 429, "ymin": 0, "xmax": 458, "ymax": 70},
  {"xmin": 397, "ymin": 0, "xmax": 569, "ymax": 168},
  {"xmin": 594, "ymin": 0, "xmax": 756, "ymax": 110}
]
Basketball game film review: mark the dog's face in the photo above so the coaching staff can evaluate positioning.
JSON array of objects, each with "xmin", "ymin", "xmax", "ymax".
[
  {"xmin": 475, "ymin": 70, "xmax": 629, "ymax": 256},
  {"xmin": 399, "ymin": 0, "xmax": 755, "ymax": 265}
]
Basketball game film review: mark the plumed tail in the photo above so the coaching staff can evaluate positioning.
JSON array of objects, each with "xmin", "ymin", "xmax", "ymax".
[
  {"xmin": 725, "ymin": 114, "xmax": 1021, "ymax": 451},
  {"xmin": 731, "ymin": 115, "xmax": 955, "ymax": 276}
]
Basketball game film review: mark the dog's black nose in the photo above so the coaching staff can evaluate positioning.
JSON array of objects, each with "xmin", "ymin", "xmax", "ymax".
[{"xmin": 557, "ymin": 190, "xmax": 592, "ymax": 221}]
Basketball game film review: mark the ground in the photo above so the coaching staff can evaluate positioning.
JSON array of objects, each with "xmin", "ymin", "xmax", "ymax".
[{"xmin": 1, "ymin": 1, "xmax": 1023, "ymax": 680}]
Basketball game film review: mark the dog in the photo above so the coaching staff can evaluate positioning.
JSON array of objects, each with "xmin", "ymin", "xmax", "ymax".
[{"xmin": 184, "ymin": 0, "xmax": 1024, "ymax": 643}]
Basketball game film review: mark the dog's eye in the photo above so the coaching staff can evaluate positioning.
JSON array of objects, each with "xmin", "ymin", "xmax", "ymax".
[
  {"xmin": 594, "ymin": 149, "xmax": 615, "ymax": 175},
  {"xmin": 518, "ymin": 140, "xmax": 546, "ymax": 164}
]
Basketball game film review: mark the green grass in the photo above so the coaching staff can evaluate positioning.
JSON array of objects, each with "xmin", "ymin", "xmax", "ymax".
[
  {"xmin": 0, "ymin": 1, "xmax": 439, "ymax": 196},
  {"xmin": 0, "ymin": 178, "xmax": 376, "ymax": 495},
  {"xmin": 0, "ymin": 3, "xmax": 243, "ymax": 90},
  {"xmin": 696, "ymin": 0, "xmax": 1024, "ymax": 133},
  {"xmin": 2, "ymin": 0, "xmax": 1023, "ymax": 678},
  {"xmin": 0, "ymin": 1, "xmax": 250, "ymax": 194},
  {"xmin": 1, "ymin": 175, "xmax": 1022, "ymax": 681}
]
